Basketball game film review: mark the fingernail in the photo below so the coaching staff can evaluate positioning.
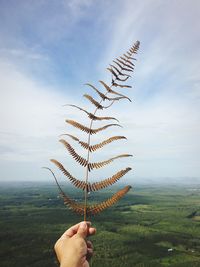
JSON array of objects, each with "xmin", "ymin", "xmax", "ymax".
[{"xmin": 80, "ymin": 222, "xmax": 87, "ymax": 229}]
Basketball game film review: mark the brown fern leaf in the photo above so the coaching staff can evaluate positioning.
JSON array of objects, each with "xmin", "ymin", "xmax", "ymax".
[
  {"xmin": 59, "ymin": 139, "xmax": 131, "ymax": 170},
  {"xmin": 66, "ymin": 120, "xmax": 91, "ymax": 134},
  {"xmin": 61, "ymin": 134, "xmax": 80, "ymax": 142},
  {"xmin": 90, "ymin": 136, "xmax": 127, "ymax": 152},
  {"xmin": 59, "ymin": 139, "xmax": 88, "ymax": 167},
  {"xmin": 60, "ymin": 134, "xmax": 89, "ymax": 150},
  {"xmin": 62, "ymin": 194, "xmax": 85, "ymax": 215},
  {"xmin": 50, "ymin": 159, "xmax": 88, "ymax": 190},
  {"xmin": 85, "ymin": 83, "xmax": 127, "ymax": 101},
  {"xmin": 116, "ymin": 59, "xmax": 134, "ymax": 70},
  {"xmin": 64, "ymin": 185, "xmax": 132, "ymax": 215},
  {"xmin": 66, "ymin": 120, "xmax": 121, "ymax": 134},
  {"xmin": 85, "ymin": 83, "xmax": 108, "ymax": 101},
  {"xmin": 88, "ymin": 123, "xmax": 122, "ymax": 134},
  {"xmin": 130, "ymin": 42, "xmax": 140, "ymax": 53},
  {"xmin": 62, "ymin": 134, "xmax": 126, "ymax": 152},
  {"xmin": 84, "ymin": 93, "xmax": 121, "ymax": 109},
  {"xmin": 130, "ymin": 48, "xmax": 138, "ymax": 54},
  {"xmin": 50, "ymin": 159, "xmax": 131, "ymax": 192},
  {"xmin": 120, "ymin": 56, "xmax": 135, "ymax": 67},
  {"xmin": 91, "ymin": 168, "xmax": 132, "ymax": 191},
  {"xmin": 113, "ymin": 60, "xmax": 133, "ymax": 72},
  {"xmin": 65, "ymin": 186, "xmax": 132, "ymax": 215},
  {"xmin": 107, "ymin": 67, "xmax": 118, "ymax": 79},
  {"xmin": 46, "ymin": 41, "xmax": 140, "ymax": 219},
  {"xmin": 88, "ymin": 114, "xmax": 119, "ymax": 122},
  {"xmin": 123, "ymin": 53, "xmax": 137, "ymax": 61},
  {"xmin": 107, "ymin": 68, "xmax": 129, "ymax": 82},
  {"xmin": 43, "ymin": 167, "xmax": 84, "ymax": 215},
  {"xmin": 50, "ymin": 159, "xmax": 85, "ymax": 188},
  {"xmin": 124, "ymin": 42, "xmax": 140, "ymax": 60},
  {"xmin": 87, "ymin": 185, "xmax": 132, "ymax": 215},
  {"xmin": 109, "ymin": 64, "xmax": 131, "ymax": 77},
  {"xmin": 67, "ymin": 104, "xmax": 91, "ymax": 117},
  {"xmin": 99, "ymin": 80, "xmax": 131, "ymax": 102},
  {"xmin": 112, "ymin": 82, "xmax": 132, "ymax": 88},
  {"xmin": 88, "ymin": 154, "xmax": 132, "ymax": 171},
  {"xmin": 84, "ymin": 94, "xmax": 103, "ymax": 109},
  {"xmin": 122, "ymin": 53, "xmax": 132, "ymax": 60},
  {"xmin": 67, "ymin": 104, "xmax": 117, "ymax": 121}
]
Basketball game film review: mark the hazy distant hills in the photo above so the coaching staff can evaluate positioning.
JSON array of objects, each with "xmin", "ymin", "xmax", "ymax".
[{"xmin": 132, "ymin": 176, "xmax": 200, "ymax": 186}]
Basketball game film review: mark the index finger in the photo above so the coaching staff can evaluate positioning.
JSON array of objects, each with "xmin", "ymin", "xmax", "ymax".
[{"xmin": 60, "ymin": 221, "xmax": 92, "ymax": 239}]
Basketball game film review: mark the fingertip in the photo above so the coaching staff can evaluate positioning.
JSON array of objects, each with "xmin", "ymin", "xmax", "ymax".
[
  {"xmin": 88, "ymin": 227, "xmax": 96, "ymax": 235},
  {"xmin": 79, "ymin": 221, "xmax": 87, "ymax": 230}
]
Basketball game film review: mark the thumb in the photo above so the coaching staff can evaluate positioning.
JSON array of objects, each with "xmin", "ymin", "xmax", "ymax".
[{"xmin": 77, "ymin": 222, "xmax": 88, "ymax": 238}]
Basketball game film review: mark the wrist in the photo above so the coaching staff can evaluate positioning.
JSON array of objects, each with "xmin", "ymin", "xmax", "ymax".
[{"xmin": 60, "ymin": 259, "xmax": 79, "ymax": 267}]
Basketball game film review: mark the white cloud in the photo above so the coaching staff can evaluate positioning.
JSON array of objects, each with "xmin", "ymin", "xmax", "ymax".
[
  {"xmin": 0, "ymin": 60, "xmax": 83, "ymax": 167},
  {"xmin": 0, "ymin": 48, "xmax": 48, "ymax": 61},
  {"xmin": 107, "ymin": 83, "xmax": 200, "ymax": 178}
]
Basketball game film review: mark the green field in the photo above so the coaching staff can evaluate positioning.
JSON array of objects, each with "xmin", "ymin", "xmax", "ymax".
[{"xmin": 0, "ymin": 182, "xmax": 200, "ymax": 267}]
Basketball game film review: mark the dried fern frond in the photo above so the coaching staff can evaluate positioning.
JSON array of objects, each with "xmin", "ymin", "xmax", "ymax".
[
  {"xmin": 51, "ymin": 159, "xmax": 131, "ymax": 192},
  {"xmin": 107, "ymin": 68, "xmax": 129, "ymax": 82},
  {"xmin": 113, "ymin": 60, "xmax": 133, "ymax": 72},
  {"xmin": 123, "ymin": 54, "xmax": 136, "ymax": 62},
  {"xmin": 85, "ymin": 83, "xmax": 127, "ymax": 101},
  {"xmin": 88, "ymin": 154, "xmax": 132, "ymax": 172},
  {"xmin": 59, "ymin": 139, "xmax": 88, "ymax": 167},
  {"xmin": 62, "ymin": 134, "xmax": 126, "ymax": 152},
  {"xmin": 63, "ymin": 186, "xmax": 132, "ymax": 215},
  {"xmin": 116, "ymin": 59, "xmax": 134, "ymax": 70},
  {"xmin": 120, "ymin": 56, "xmax": 135, "ymax": 67},
  {"xmin": 50, "ymin": 159, "xmax": 85, "ymax": 189},
  {"xmin": 44, "ymin": 167, "xmax": 132, "ymax": 216},
  {"xmin": 84, "ymin": 94, "xmax": 118, "ymax": 109},
  {"xmin": 46, "ymin": 40, "xmax": 140, "ymax": 220},
  {"xmin": 60, "ymin": 139, "xmax": 132, "ymax": 171},
  {"xmin": 89, "ymin": 136, "xmax": 127, "ymax": 152},
  {"xmin": 109, "ymin": 64, "xmax": 131, "ymax": 77},
  {"xmin": 91, "ymin": 168, "xmax": 132, "ymax": 191},
  {"xmin": 87, "ymin": 186, "xmax": 132, "ymax": 215},
  {"xmin": 60, "ymin": 185, "xmax": 132, "ymax": 215},
  {"xmin": 63, "ymin": 194, "xmax": 84, "ymax": 215},
  {"xmin": 43, "ymin": 167, "xmax": 84, "ymax": 214},
  {"xmin": 66, "ymin": 104, "xmax": 118, "ymax": 121},
  {"xmin": 112, "ymin": 82, "xmax": 132, "ymax": 88},
  {"xmin": 99, "ymin": 80, "xmax": 131, "ymax": 101},
  {"xmin": 85, "ymin": 83, "xmax": 108, "ymax": 101},
  {"xmin": 88, "ymin": 114, "xmax": 119, "ymax": 122},
  {"xmin": 59, "ymin": 134, "xmax": 89, "ymax": 150},
  {"xmin": 66, "ymin": 119, "xmax": 121, "ymax": 134},
  {"xmin": 66, "ymin": 104, "xmax": 91, "ymax": 117},
  {"xmin": 83, "ymin": 94, "xmax": 104, "ymax": 109}
]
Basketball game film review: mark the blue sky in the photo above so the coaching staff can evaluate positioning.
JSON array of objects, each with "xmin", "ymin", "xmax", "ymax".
[{"xmin": 0, "ymin": 0, "xmax": 200, "ymax": 183}]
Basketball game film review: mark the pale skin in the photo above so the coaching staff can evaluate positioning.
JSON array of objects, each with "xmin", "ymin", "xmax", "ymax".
[{"xmin": 54, "ymin": 221, "xmax": 96, "ymax": 267}]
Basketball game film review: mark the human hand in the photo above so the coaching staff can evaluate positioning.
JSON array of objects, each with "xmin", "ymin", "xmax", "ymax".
[{"xmin": 54, "ymin": 221, "xmax": 96, "ymax": 267}]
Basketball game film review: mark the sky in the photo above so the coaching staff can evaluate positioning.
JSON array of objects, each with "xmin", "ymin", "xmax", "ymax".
[{"xmin": 0, "ymin": 0, "xmax": 200, "ymax": 184}]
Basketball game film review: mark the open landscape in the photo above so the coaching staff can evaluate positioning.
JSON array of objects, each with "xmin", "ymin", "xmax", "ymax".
[
  {"xmin": 0, "ymin": 181, "xmax": 200, "ymax": 267},
  {"xmin": 1, "ymin": 1, "xmax": 200, "ymax": 267}
]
